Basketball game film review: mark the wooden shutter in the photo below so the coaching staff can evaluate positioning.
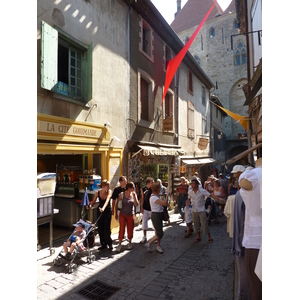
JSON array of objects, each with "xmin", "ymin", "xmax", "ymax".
[
  {"xmin": 140, "ymin": 78, "xmax": 149, "ymax": 121},
  {"xmin": 41, "ymin": 21, "xmax": 58, "ymax": 91}
]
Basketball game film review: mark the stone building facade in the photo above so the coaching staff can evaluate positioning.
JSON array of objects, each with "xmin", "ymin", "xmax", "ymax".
[{"xmin": 171, "ymin": 0, "xmax": 249, "ymax": 168}]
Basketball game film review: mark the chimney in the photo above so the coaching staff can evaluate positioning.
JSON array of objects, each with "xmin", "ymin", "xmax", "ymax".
[{"xmin": 174, "ymin": 0, "xmax": 181, "ymax": 18}]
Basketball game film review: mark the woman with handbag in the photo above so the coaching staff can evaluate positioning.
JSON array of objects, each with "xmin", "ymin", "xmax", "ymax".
[
  {"xmin": 115, "ymin": 182, "xmax": 139, "ymax": 252},
  {"xmin": 144, "ymin": 182, "xmax": 169, "ymax": 254}
]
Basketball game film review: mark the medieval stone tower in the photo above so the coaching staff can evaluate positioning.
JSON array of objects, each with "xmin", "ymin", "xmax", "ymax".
[{"xmin": 171, "ymin": 0, "xmax": 248, "ymax": 162}]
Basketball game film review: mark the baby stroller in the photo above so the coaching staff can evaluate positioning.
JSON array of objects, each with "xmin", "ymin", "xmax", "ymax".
[
  {"xmin": 205, "ymin": 197, "xmax": 219, "ymax": 226},
  {"xmin": 53, "ymin": 213, "xmax": 102, "ymax": 273}
]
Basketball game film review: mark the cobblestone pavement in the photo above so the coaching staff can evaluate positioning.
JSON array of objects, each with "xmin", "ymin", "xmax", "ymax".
[{"xmin": 37, "ymin": 212, "xmax": 234, "ymax": 299}]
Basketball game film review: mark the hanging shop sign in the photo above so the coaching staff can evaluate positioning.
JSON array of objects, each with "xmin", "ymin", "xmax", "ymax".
[
  {"xmin": 162, "ymin": 118, "xmax": 173, "ymax": 131},
  {"xmin": 198, "ymin": 138, "xmax": 209, "ymax": 150},
  {"xmin": 138, "ymin": 145, "xmax": 184, "ymax": 156}
]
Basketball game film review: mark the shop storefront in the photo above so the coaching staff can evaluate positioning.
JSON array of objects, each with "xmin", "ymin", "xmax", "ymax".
[
  {"xmin": 37, "ymin": 113, "xmax": 123, "ymax": 243},
  {"xmin": 180, "ymin": 157, "xmax": 216, "ymax": 185},
  {"xmin": 128, "ymin": 143, "xmax": 184, "ymax": 197}
]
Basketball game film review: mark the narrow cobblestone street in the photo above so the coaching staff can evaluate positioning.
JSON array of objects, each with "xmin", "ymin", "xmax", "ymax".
[{"xmin": 37, "ymin": 213, "xmax": 234, "ymax": 299}]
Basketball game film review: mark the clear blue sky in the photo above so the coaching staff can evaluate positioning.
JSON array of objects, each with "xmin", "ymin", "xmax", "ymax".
[{"xmin": 151, "ymin": 0, "xmax": 232, "ymax": 24}]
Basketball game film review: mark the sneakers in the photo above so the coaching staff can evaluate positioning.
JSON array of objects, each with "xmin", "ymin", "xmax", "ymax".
[
  {"xmin": 140, "ymin": 236, "xmax": 147, "ymax": 244},
  {"xmin": 144, "ymin": 242, "xmax": 152, "ymax": 252},
  {"xmin": 127, "ymin": 242, "xmax": 132, "ymax": 250},
  {"xmin": 156, "ymin": 246, "xmax": 163, "ymax": 254},
  {"xmin": 116, "ymin": 244, "xmax": 122, "ymax": 253}
]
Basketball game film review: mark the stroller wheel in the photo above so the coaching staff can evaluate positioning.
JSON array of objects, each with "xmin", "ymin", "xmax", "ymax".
[
  {"xmin": 57, "ymin": 258, "xmax": 63, "ymax": 266},
  {"xmin": 68, "ymin": 263, "xmax": 77, "ymax": 273},
  {"xmin": 87, "ymin": 255, "xmax": 96, "ymax": 264}
]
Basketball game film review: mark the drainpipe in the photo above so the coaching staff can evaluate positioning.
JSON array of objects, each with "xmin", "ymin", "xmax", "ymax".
[
  {"xmin": 244, "ymin": 0, "xmax": 251, "ymax": 98},
  {"xmin": 126, "ymin": 5, "xmax": 131, "ymax": 142},
  {"xmin": 244, "ymin": 0, "xmax": 253, "ymax": 162}
]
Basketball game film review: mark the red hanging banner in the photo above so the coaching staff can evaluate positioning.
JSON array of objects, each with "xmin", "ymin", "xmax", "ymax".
[{"xmin": 161, "ymin": 0, "xmax": 217, "ymax": 105}]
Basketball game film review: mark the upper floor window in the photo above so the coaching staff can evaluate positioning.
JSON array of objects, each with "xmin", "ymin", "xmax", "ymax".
[
  {"xmin": 202, "ymin": 117, "xmax": 208, "ymax": 135},
  {"xmin": 163, "ymin": 90, "xmax": 174, "ymax": 132},
  {"xmin": 164, "ymin": 43, "xmax": 173, "ymax": 72},
  {"xmin": 138, "ymin": 69, "xmax": 154, "ymax": 123},
  {"xmin": 188, "ymin": 101, "xmax": 195, "ymax": 138},
  {"xmin": 139, "ymin": 17, "xmax": 154, "ymax": 63},
  {"xmin": 187, "ymin": 70, "xmax": 193, "ymax": 95},
  {"xmin": 222, "ymin": 27, "xmax": 225, "ymax": 44},
  {"xmin": 185, "ymin": 36, "xmax": 190, "ymax": 44},
  {"xmin": 40, "ymin": 21, "xmax": 92, "ymax": 103},
  {"xmin": 234, "ymin": 41, "xmax": 247, "ymax": 65},
  {"xmin": 210, "ymin": 27, "xmax": 215, "ymax": 38},
  {"xmin": 234, "ymin": 19, "xmax": 239, "ymax": 29},
  {"xmin": 201, "ymin": 35, "xmax": 203, "ymax": 50},
  {"xmin": 202, "ymin": 85, "xmax": 206, "ymax": 106}
]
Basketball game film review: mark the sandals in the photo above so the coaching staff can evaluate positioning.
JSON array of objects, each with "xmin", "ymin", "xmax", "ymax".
[
  {"xmin": 208, "ymin": 239, "xmax": 213, "ymax": 244},
  {"xmin": 195, "ymin": 238, "xmax": 201, "ymax": 242}
]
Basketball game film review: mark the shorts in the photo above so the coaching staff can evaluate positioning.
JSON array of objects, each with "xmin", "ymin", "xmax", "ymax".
[
  {"xmin": 192, "ymin": 211, "xmax": 209, "ymax": 234},
  {"xmin": 142, "ymin": 209, "xmax": 152, "ymax": 230},
  {"xmin": 69, "ymin": 235, "xmax": 77, "ymax": 243},
  {"xmin": 151, "ymin": 212, "xmax": 163, "ymax": 239}
]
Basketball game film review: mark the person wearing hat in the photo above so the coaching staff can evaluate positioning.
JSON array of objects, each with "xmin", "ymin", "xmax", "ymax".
[
  {"xmin": 63, "ymin": 220, "xmax": 86, "ymax": 260},
  {"xmin": 204, "ymin": 175, "xmax": 216, "ymax": 193},
  {"xmin": 175, "ymin": 176, "xmax": 189, "ymax": 219},
  {"xmin": 187, "ymin": 176, "xmax": 214, "ymax": 243}
]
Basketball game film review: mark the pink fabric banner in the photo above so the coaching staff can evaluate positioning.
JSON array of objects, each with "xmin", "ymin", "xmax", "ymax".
[{"xmin": 162, "ymin": 0, "xmax": 217, "ymax": 105}]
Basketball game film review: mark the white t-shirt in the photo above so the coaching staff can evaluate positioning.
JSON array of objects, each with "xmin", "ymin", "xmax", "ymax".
[
  {"xmin": 184, "ymin": 206, "xmax": 193, "ymax": 223},
  {"xmin": 239, "ymin": 167, "xmax": 262, "ymax": 249},
  {"xmin": 188, "ymin": 185, "xmax": 210, "ymax": 212},
  {"xmin": 150, "ymin": 194, "xmax": 163, "ymax": 213}
]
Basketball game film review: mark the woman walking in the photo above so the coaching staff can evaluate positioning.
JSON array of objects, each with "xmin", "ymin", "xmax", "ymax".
[
  {"xmin": 212, "ymin": 179, "xmax": 227, "ymax": 217},
  {"xmin": 115, "ymin": 182, "xmax": 139, "ymax": 252},
  {"xmin": 89, "ymin": 180, "xmax": 113, "ymax": 250},
  {"xmin": 144, "ymin": 182, "xmax": 169, "ymax": 253}
]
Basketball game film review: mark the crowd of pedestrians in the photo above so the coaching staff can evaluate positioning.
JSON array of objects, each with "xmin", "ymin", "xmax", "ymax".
[{"xmin": 84, "ymin": 165, "xmax": 261, "ymax": 266}]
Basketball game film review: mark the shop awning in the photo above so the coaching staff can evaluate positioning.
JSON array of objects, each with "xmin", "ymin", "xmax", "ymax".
[
  {"xmin": 182, "ymin": 157, "xmax": 215, "ymax": 165},
  {"xmin": 226, "ymin": 142, "xmax": 262, "ymax": 165},
  {"xmin": 137, "ymin": 144, "xmax": 185, "ymax": 156}
]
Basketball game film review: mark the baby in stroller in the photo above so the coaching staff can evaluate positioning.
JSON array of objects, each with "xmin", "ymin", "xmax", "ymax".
[
  {"xmin": 63, "ymin": 220, "xmax": 86, "ymax": 260},
  {"xmin": 205, "ymin": 197, "xmax": 219, "ymax": 225}
]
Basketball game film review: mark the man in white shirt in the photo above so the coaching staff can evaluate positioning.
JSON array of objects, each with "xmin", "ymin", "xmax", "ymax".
[{"xmin": 187, "ymin": 176, "xmax": 214, "ymax": 243}]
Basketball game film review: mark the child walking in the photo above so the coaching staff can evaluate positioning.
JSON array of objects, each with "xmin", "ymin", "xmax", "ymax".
[{"xmin": 184, "ymin": 203, "xmax": 193, "ymax": 238}]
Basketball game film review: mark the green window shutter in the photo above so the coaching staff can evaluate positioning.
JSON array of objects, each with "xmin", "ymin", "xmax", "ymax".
[
  {"xmin": 84, "ymin": 42, "xmax": 93, "ymax": 102},
  {"xmin": 41, "ymin": 21, "xmax": 58, "ymax": 91}
]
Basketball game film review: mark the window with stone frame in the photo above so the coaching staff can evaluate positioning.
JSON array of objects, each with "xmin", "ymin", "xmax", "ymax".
[
  {"xmin": 40, "ymin": 21, "xmax": 92, "ymax": 103},
  {"xmin": 138, "ymin": 69, "xmax": 154, "ymax": 123},
  {"xmin": 163, "ymin": 43, "xmax": 173, "ymax": 72},
  {"xmin": 202, "ymin": 85, "xmax": 206, "ymax": 106},
  {"xmin": 188, "ymin": 101, "xmax": 195, "ymax": 138},
  {"xmin": 234, "ymin": 41, "xmax": 247, "ymax": 66},
  {"xmin": 139, "ymin": 16, "xmax": 154, "ymax": 63}
]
